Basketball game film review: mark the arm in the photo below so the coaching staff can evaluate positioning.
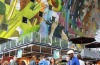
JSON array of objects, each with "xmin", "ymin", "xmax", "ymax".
[{"xmin": 83, "ymin": 61, "xmax": 85, "ymax": 65}]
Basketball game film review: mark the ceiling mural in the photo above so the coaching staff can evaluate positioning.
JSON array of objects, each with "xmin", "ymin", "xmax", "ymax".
[{"xmin": 0, "ymin": 0, "xmax": 99, "ymax": 42}]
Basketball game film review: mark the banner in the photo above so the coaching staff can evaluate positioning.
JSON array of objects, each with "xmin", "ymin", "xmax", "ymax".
[
  {"xmin": 17, "ymin": 49, "xmax": 23, "ymax": 58},
  {"xmin": 53, "ymin": 49, "xmax": 60, "ymax": 59}
]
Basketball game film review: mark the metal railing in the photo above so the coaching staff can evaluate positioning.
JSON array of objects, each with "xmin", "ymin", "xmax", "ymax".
[{"xmin": 0, "ymin": 32, "xmax": 68, "ymax": 52}]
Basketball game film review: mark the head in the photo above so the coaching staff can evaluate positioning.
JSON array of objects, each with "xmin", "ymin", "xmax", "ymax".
[
  {"xmin": 50, "ymin": 58, "xmax": 55, "ymax": 63},
  {"xmin": 13, "ymin": 56, "xmax": 17, "ymax": 61},
  {"xmin": 77, "ymin": 54, "xmax": 82, "ymax": 60},
  {"xmin": 40, "ymin": 54, "xmax": 45, "ymax": 60},
  {"xmin": 67, "ymin": 50, "xmax": 74, "ymax": 59},
  {"xmin": 46, "ymin": 58, "xmax": 49, "ymax": 61},
  {"xmin": 21, "ymin": 61, "xmax": 26, "ymax": 65}
]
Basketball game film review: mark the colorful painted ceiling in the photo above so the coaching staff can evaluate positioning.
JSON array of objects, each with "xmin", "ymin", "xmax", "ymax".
[{"xmin": 0, "ymin": 0, "xmax": 99, "ymax": 40}]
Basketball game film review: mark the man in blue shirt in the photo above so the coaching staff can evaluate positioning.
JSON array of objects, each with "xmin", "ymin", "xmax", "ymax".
[
  {"xmin": 29, "ymin": 56, "xmax": 36, "ymax": 65},
  {"xmin": 67, "ymin": 50, "xmax": 80, "ymax": 65},
  {"xmin": 39, "ymin": 54, "xmax": 50, "ymax": 65}
]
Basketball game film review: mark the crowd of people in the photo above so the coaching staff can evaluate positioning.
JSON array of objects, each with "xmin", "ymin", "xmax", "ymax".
[{"xmin": 0, "ymin": 50, "xmax": 98, "ymax": 65}]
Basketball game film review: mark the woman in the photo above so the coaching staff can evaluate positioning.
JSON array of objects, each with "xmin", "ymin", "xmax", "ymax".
[
  {"xmin": 21, "ymin": 61, "xmax": 26, "ymax": 65},
  {"xmin": 50, "ymin": 58, "xmax": 56, "ymax": 65},
  {"xmin": 77, "ymin": 54, "xmax": 85, "ymax": 65}
]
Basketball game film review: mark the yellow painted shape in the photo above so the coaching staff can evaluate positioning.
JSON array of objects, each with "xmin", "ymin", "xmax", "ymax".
[
  {"xmin": 0, "ymin": 1, "xmax": 41, "ymax": 38},
  {"xmin": 7, "ymin": 0, "xmax": 17, "ymax": 20}
]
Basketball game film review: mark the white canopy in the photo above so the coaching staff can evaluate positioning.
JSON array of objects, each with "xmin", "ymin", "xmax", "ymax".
[{"xmin": 81, "ymin": 48, "xmax": 100, "ymax": 59}]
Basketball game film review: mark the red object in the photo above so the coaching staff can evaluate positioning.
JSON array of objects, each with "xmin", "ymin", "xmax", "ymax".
[
  {"xmin": 2, "ymin": 56, "xmax": 13, "ymax": 63},
  {"xmin": 59, "ymin": 13, "xmax": 66, "ymax": 27},
  {"xmin": 51, "ymin": 0, "xmax": 58, "ymax": 8},
  {"xmin": 68, "ymin": 27, "xmax": 75, "ymax": 34},
  {"xmin": 77, "ymin": 18, "xmax": 82, "ymax": 28}
]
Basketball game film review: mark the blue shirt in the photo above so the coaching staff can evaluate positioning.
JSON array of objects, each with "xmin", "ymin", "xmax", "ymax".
[
  {"xmin": 39, "ymin": 59, "xmax": 50, "ymax": 65},
  {"xmin": 29, "ymin": 60, "xmax": 36, "ymax": 65},
  {"xmin": 68, "ymin": 57, "xmax": 80, "ymax": 65}
]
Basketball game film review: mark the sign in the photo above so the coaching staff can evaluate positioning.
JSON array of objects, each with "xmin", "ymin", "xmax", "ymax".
[
  {"xmin": 53, "ymin": 50, "xmax": 60, "ymax": 59},
  {"xmin": 17, "ymin": 49, "xmax": 23, "ymax": 58}
]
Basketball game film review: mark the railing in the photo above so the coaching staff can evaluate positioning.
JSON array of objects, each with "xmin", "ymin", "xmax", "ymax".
[{"xmin": 0, "ymin": 32, "xmax": 68, "ymax": 52}]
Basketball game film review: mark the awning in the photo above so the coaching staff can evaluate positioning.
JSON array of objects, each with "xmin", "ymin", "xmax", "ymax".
[
  {"xmin": 69, "ymin": 37, "xmax": 95, "ymax": 44},
  {"xmin": 85, "ymin": 42, "xmax": 100, "ymax": 48}
]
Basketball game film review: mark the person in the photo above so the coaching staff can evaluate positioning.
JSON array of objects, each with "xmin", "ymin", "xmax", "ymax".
[
  {"xmin": 67, "ymin": 50, "xmax": 80, "ymax": 65},
  {"xmin": 50, "ymin": 58, "xmax": 56, "ymax": 65},
  {"xmin": 46, "ymin": 58, "xmax": 50, "ymax": 65},
  {"xmin": 3, "ymin": 61, "xmax": 9, "ymax": 65},
  {"xmin": 66, "ymin": 56, "xmax": 70, "ymax": 65},
  {"xmin": 21, "ymin": 61, "xmax": 26, "ymax": 65},
  {"xmin": 9, "ymin": 56, "xmax": 18, "ymax": 65},
  {"xmin": 39, "ymin": 54, "xmax": 49, "ymax": 65},
  {"xmin": 77, "ymin": 54, "xmax": 85, "ymax": 65},
  {"xmin": 29, "ymin": 56, "xmax": 36, "ymax": 65},
  {"xmin": 36, "ymin": 57, "xmax": 40, "ymax": 65}
]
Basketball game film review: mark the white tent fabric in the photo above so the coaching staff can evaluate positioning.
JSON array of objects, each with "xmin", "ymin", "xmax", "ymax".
[
  {"xmin": 81, "ymin": 48, "xmax": 100, "ymax": 59},
  {"xmin": 95, "ymin": 28, "xmax": 100, "ymax": 42}
]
